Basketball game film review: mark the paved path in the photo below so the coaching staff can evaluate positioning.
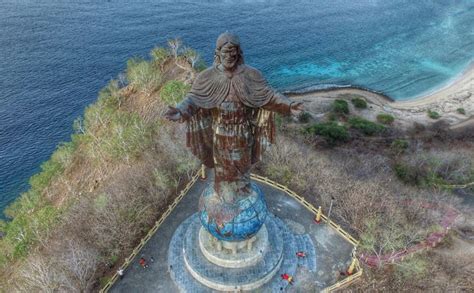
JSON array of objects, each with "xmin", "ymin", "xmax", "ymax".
[{"xmin": 110, "ymin": 177, "xmax": 354, "ymax": 292}]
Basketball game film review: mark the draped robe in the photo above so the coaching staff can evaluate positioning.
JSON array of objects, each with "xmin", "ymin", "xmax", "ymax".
[{"xmin": 177, "ymin": 64, "xmax": 293, "ymax": 172}]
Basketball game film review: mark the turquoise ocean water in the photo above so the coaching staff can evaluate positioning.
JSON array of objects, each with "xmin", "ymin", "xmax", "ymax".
[{"xmin": 0, "ymin": 0, "xmax": 473, "ymax": 215}]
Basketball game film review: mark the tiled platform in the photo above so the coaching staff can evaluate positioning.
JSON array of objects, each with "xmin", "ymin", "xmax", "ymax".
[{"xmin": 110, "ymin": 177, "xmax": 354, "ymax": 292}]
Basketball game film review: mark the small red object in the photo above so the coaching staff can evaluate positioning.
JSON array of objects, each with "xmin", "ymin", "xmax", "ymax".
[
  {"xmin": 296, "ymin": 251, "xmax": 306, "ymax": 258},
  {"xmin": 281, "ymin": 273, "xmax": 294, "ymax": 284},
  {"xmin": 139, "ymin": 257, "xmax": 147, "ymax": 268}
]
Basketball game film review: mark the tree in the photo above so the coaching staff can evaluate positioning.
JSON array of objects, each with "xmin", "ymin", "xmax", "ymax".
[
  {"xmin": 183, "ymin": 47, "xmax": 200, "ymax": 68},
  {"xmin": 150, "ymin": 47, "xmax": 169, "ymax": 69},
  {"xmin": 167, "ymin": 38, "xmax": 182, "ymax": 59}
]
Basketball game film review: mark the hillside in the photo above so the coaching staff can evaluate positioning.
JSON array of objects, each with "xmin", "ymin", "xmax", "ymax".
[{"xmin": 0, "ymin": 44, "xmax": 199, "ymax": 291}]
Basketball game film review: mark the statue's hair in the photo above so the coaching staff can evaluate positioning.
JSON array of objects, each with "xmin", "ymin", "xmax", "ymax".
[{"xmin": 213, "ymin": 43, "xmax": 244, "ymax": 66}]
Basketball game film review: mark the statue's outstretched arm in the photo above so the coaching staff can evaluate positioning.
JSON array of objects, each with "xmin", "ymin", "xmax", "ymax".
[
  {"xmin": 263, "ymin": 93, "xmax": 304, "ymax": 116},
  {"xmin": 164, "ymin": 96, "xmax": 200, "ymax": 122}
]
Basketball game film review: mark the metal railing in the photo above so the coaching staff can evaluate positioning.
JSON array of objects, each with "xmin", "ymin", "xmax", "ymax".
[
  {"xmin": 99, "ymin": 171, "xmax": 200, "ymax": 293},
  {"xmin": 250, "ymin": 173, "xmax": 362, "ymax": 292},
  {"xmin": 100, "ymin": 170, "xmax": 362, "ymax": 292}
]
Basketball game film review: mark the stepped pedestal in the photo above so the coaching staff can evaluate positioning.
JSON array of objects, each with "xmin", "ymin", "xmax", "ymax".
[{"xmin": 168, "ymin": 213, "xmax": 316, "ymax": 292}]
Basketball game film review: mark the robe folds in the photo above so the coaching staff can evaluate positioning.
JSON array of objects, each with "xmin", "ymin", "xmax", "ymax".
[{"xmin": 178, "ymin": 64, "xmax": 292, "ymax": 169}]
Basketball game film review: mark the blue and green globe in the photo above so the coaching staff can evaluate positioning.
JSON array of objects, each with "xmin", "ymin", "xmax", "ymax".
[{"xmin": 199, "ymin": 182, "xmax": 268, "ymax": 242}]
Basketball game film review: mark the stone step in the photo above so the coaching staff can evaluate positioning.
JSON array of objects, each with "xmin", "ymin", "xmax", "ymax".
[
  {"xmin": 183, "ymin": 214, "xmax": 284, "ymax": 290},
  {"xmin": 168, "ymin": 213, "xmax": 318, "ymax": 292}
]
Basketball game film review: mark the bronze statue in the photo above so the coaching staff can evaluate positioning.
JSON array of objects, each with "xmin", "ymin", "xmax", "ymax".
[{"xmin": 165, "ymin": 33, "xmax": 302, "ymax": 240}]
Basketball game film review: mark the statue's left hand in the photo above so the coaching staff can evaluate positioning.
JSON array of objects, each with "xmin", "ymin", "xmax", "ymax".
[
  {"xmin": 290, "ymin": 101, "xmax": 304, "ymax": 116},
  {"xmin": 164, "ymin": 106, "xmax": 184, "ymax": 122}
]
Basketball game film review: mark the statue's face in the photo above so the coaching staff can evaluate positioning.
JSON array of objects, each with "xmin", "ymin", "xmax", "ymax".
[{"xmin": 219, "ymin": 43, "xmax": 239, "ymax": 71}]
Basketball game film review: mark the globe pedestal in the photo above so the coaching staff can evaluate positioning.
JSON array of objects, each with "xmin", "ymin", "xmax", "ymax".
[
  {"xmin": 198, "ymin": 225, "xmax": 268, "ymax": 268},
  {"xmin": 168, "ymin": 181, "xmax": 316, "ymax": 291},
  {"xmin": 199, "ymin": 182, "xmax": 268, "ymax": 242}
]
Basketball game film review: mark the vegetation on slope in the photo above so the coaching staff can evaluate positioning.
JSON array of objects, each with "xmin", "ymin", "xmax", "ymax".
[
  {"xmin": 260, "ymin": 107, "xmax": 474, "ymax": 291},
  {"xmin": 0, "ymin": 39, "xmax": 199, "ymax": 291}
]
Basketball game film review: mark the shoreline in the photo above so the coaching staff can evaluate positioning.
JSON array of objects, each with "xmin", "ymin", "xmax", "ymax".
[{"xmin": 290, "ymin": 62, "xmax": 474, "ymax": 129}]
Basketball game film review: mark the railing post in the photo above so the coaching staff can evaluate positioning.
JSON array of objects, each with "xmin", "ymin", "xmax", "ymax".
[
  {"xmin": 315, "ymin": 206, "xmax": 322, "ymax": 223},
  {"xmin": 347, "ymin": 257, "xmax": 357, "ymax": 275},
  {"xmin": 200, "ymin": 164, "xmax": 206, "ymax": 180}
]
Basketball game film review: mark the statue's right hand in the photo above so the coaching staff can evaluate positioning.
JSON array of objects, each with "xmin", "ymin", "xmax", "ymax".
[{"xmin": 164, "ymin": 106, "xmax": 183, "ymax": 122}]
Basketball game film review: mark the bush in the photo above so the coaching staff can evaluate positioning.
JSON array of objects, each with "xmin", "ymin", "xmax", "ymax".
[
  {"xmin": 395, "ymin": 255, "xmax": 428, "ymax": 281},
  {"xmin": 126, "ymin": 58, "xmax": 162, "ymax": 94},
  {"xmin": 1, "ymin": 195, "xmax": 60, "ymax": 260},
  {"xmin": 377, "ymin": 113, "xmax": 395, "ymax": 125},
  {"xmin": 393, "ymin": 150, "xmax": 474, "ymax": 188},
  {"xmin": 348, "ymin": 116, "xmax": 385, "ymax": 135},
  {"xmin": 351, "ymin": 97, "xmax": 368, "ymax": 109},
  {"xmin": 427, "ymin": 110, "xmax": 440, "ymax": 119},
  {"xmin": 150, "ymin": 47, "xmax": 169, "ymax": 67},
  {"xmin": 457, "ymin": 108, "xmax": 466, "ymax": 115},
  {"xmin": 298, "ymin": 111, "xmax": 311, "ymax": 123},
  {"xmin": 391, "ymin": 139, "xmax": 409, "ymax": 152},
  {"xmin": 394, "ymin": 163, "xmax": 421, "ymax": 185},
  {"xmin": 304, "ymin": 122, "xmax": 349, "ymax": 145},
  {"xmin": 332, "ymin": 99, "xmax": 349, "ymax": 115},
  {"xmin": 160, "ymin": 80, "xmax": 190, "ymax": 106},
  {"xmin": 102, "ymin": 112, "xmax": 153, "ymax": 162}
]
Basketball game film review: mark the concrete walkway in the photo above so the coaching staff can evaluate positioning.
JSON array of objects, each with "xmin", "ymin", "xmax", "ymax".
[{"xmin": 110, "ymin": 177, "xmax": 354, "ymax": 292}]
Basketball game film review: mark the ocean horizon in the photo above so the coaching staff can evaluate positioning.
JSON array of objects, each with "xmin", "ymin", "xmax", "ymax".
[{"xmin": 1, "ymin": 0, "xmax": 473, "ymax": 215}]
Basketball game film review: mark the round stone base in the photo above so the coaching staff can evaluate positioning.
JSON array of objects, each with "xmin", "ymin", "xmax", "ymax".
[
  {"xmin": 199, "ymin": 225, "xmax": 268, "ymax": 268},
  {"xmin": 168, "ymin": 213, "xmax": 317, "ymax": 292}
]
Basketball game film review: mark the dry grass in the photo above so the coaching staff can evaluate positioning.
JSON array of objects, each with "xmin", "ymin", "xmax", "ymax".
[{"xmin": 259, "ymin": 130, "xmax": 472, "ymax": 291}]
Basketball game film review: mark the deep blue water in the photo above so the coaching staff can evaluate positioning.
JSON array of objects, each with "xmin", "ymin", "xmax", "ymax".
[{"xmin": 1, "ymin": 0, "xmax": 473, "ymax": 215}]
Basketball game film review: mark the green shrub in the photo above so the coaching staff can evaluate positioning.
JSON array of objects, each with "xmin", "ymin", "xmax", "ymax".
[
  {"xmin": 332, "ymin": 99, "xmax": 349, "ymax": 115},
  {"xmin": 391, "ymin": 139, "xmax": 409, "ymax": 152},
  {"xmin": 351, "ymin": 97, "xmax": 368, "ymax": 109},
  {"xmin": 195, "ymin": 60, "xmax": 208, "ymax": 72},
  {"xmin": 457, "ymin": 108, "xmax": 466, "ymax": 115},
  {"xmin": 427, "ymin": 110, "xmax": 440, "ymax": 119},
  {"xmin": 26, "ymin": 137, "xmax": 80, "ymax": 192},
  {"xmin": 1, "ymin": 196, "xmax": 60, "ymax": 260},
  {"xmin": 377, "ymin": 113, "xmax": 395, "ymax": 125},
  {"xmin": 297, "ymin": 111, "xmax": 311, "ymax": 123},
  {"xmin": 126, "ymin": 57, "xmax": 162, "ymax": 93},
  {"xmin": 348, "ymin": 116, "xmax": 385, "ymax": 135},
  {"xmin": 102, "ymin": 112, "xmax": 152, "ymax": 161},
  {"xmin": 394, "ymin": 163, "xmax": 421, "ymax": 185},
  {"xmin": 395, "ymin": 256, "xmax": 428, "ymax": 281},
  {"xmin": 393, "ymin": 151, "xmax": 474, "ymax": 189},
  {"xmin": 160, "ymin": 80, "xmax": 190, "ymax": 106},
  {"xmin": 29, "ymin": 158, "xmax": 63, "ymax": 193},
  {"xmin": 150, "ymin": 47, "xmax": 169, "ymax": 66},
  {"xmin": 304, "ymin": 122, "xmax": 349, "ymax": 145},
  {"xmin": 266, "ymin": 165, "xmax": 293, "ymax": 186}
]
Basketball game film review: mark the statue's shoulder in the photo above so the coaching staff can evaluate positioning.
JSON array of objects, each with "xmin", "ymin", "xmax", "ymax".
[
  {"xmin": 195, "ymin": 66, "xmax": 220, "ymax": 80},
  {"xmin": 241, "ymin": 65, "xmax": 263, "ymax": 77}
]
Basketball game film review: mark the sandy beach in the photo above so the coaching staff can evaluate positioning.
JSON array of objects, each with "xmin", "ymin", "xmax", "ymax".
[{"xmin": 290, "ymin": 62, "xmax": 474, "ymax": 129}]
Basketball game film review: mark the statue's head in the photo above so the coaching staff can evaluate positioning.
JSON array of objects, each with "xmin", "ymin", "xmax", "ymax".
[{"xmin": 214, "ymin": 32, "xmax": 244, "ymax": 71}]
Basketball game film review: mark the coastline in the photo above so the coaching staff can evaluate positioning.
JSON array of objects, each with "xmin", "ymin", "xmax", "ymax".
[
  {"xmin": 391, "ymin": 61, "xmax": 474, "ymax": 108},
  {"xmin": 290, "ymin": 62, "xmax": 474, "ymax": 129}
]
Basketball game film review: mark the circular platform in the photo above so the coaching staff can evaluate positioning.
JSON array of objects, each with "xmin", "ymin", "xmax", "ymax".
[
  {"xmin": 168, "ymin": 213, "xmax": 317, "ymax": 292},
  {"xmin": 199, "ymin": 224, "xmax": 269, "ymax": 268}
]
